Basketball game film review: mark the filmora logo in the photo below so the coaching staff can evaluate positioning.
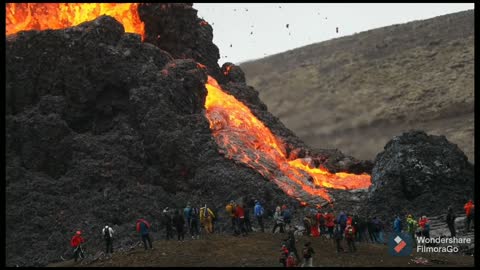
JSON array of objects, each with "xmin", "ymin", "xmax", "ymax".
[{"xmin": 388, "ymin": 233, "xmax": 413, "ymax": 256}]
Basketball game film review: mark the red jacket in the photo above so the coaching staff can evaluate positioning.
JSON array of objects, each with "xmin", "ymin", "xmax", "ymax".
[
  {"xmin": 347, "ymin": 216, "xmax": 353, "ymax": 225},
  {"xmin": 418, "ymin": 217, "xmax": 429, "ymax": 229},
  {"xmin": 464, "ymin": 201, "xmax": 475, "ymax": 216},
  {"xmin": 136, "ymin": 219, "xmax": 151, "ymax": 233},
  {"xmin": 70, "ymin": 235, "xmax": 85, "ymax": 248},
  {"xmin": 325, "ymin": 213, "xmax": 335, "ymax": 227},
  {"xmin": 235, "ymin": 205, "xmax": 245, "ymax": 218}
]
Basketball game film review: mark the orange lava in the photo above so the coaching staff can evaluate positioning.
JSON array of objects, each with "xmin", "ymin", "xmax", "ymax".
[
  {"xmin": 205, "ymin": 75, "xmax": 371, "ymax": 203},
  {"xmin": 5, "ymin": 3, "xmax": 145, "ymax": 39}
]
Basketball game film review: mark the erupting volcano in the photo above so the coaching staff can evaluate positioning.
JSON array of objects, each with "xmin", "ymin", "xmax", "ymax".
[{"xmin": 5, "ymin": 2, "xmax": 371, "ymax": 206}]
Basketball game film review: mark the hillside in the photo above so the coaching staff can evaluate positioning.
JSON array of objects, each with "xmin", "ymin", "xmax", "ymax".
[{"xmin": 240, "ymin": 10, "xmax": 474, "ymax": 163}]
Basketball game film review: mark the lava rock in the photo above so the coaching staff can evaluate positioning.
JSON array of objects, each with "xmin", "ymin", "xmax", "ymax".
[{"xmin": 364, "ymin": 130, "xmax": 474, "ymax": 218}]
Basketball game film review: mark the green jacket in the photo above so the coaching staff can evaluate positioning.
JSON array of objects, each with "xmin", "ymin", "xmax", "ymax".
[{"xmin": 406, "ymin": 217, "xmax": 417, "ymax": 233}]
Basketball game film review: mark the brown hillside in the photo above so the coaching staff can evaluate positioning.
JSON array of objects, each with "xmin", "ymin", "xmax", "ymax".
[{"xmin": 240, "ymin": 10, "xmax": 474, "ymax": 162}]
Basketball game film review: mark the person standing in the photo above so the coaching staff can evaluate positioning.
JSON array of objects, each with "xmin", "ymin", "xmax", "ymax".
[
  {"xmin": 301, "ymin": 242, "xmax": 315, "ymax": 267},
  {"xmin": 418, "ymin": 216, "xmax": 430, "ymax": 238},
  {"xmin": 286, "ymin": 225, "xmax": 300, "ymax": 261},
  {"xmin": 190, "ymin": 206, "xmax": 200, "ymax": 239},
  {"xmin": 244, "ymin": 204, "xmax": 253, "ymax": 232},
  {"xmin": 184, "ymin": 202, "xmax": 192, "ymax": 234},
  {"xmin": 136, "ymin": 218, "xmax": 153, "ymax": 250},
  {"xmin": 344, "ymin": 222, "xmax": 356, "ymax": 252},
  {"xmin": 325, "ymin": 211, "xmax": 335, "ymax": 239},
  {"xmin": 303, "ymin": 214, "xmax": 312, "ymax": 236},
  {"xmin": 200, "ymin": 205, "xmax": 215, "ymax": 234},
  {"xmin": 272, "ymin": 206, "xmax": 285, "ymax": 234},
  {"xmin": 254, "ymin": 200, "xmax": 265, "ymax": 232},
  {"xmin": 236, "ymin": 203, "xmax": 248, "ymax": 236},
  {"xmin": 464, "ymin": 199, "xmax": 475, "ymax": 232},
  {"xmin": 102, "ymin": 225, "xmax": 114, "ymax": 255},
  {"xmin": 173, "ymin": 209, "xmax": 186, "ymax": 242},
  {"xmin": 446, "ymin": 207, "xmax": 456, "ymax": 237},
  {"xmin": 317, "ymin": 210, "xmax": 326, "ymax": 236},
  {"xmin": 333, "ymin": 223, "xmax": 344, "ymax": 253},
  {"xmin": 282, "ymin": 205, "xmax": 292, "ymax": 227},
  {"xmin": 226, "ymin": 200, "xmax": 237, "ymax": 235},
  {"xmin": 393, "ymin": 214, "xmax": 403, "ymax": 234},
  {"xmin": 162, "ymin": 207, "xmax": 173, "ymax": 240},
  {"xmin": 279, "ymin": 244, "xmax": 289, "ymax": 267},
  {"xmin": 70, "ymin": 231, "xmax": 85, "ymax": 262},
  {"xmin": 406, "ymin": 214, "xmax": 418, "ymax": 247},
  {"xmin": 337, "ymin": 211, "xmax": 347, "ymax": 233}
]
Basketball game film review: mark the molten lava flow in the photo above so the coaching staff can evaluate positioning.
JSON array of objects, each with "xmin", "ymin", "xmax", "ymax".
[
  {"xmin": 205, "ymin": 75, "xmax": 371, "ymax": 204},
  {"xmin": 5, "ymin": 3, "xmax": 145, "ymax": 39}
]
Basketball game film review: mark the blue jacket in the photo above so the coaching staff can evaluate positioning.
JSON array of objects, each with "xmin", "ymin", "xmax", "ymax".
[
  {"xmin": 254, "ymin": 202, "xmax": 264, "ymax": 217},
  {"xmin": 140, "ymin": 222, "xmax": 149, "ymax": 236},
  {"xmin": 393, "ymin": 217, "xmax": 402, "ymax": 233},
  {"xmin": 338, "ymin": 212, "xmax": 347, "ymax": 226}
]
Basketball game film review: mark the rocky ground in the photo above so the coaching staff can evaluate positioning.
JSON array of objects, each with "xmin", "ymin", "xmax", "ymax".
[
  {"xmin": 240, "ymin": 10, "xmax": 474, "ymax": 163},
  {"xmin": 49, "ymin": 230, "xmax": 474, "ymax": 267}
]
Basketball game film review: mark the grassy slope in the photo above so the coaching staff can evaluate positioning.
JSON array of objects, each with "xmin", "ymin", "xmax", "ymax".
[{"xmin": 240, "ymin": 10, "xmax": 474, "ymax": 162}]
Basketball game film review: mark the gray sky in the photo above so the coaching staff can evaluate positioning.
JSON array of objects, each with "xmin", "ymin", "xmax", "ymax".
[{"xmin": 194, "ymin": 3, "xmax": 474, "ymax": 64}]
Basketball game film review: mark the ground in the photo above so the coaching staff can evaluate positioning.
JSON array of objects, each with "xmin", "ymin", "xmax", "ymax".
[{"xmin": 50, "ymin": 232, "xmax": 474, "ymax": 267}]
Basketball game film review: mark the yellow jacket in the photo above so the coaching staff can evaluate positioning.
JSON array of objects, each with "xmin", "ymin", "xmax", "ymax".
[
  {"xmin": 225, "ymin": 204, "xmax": 235, "ymax": 217},
  {"xmin": 200, "ymin": 207, "xmax": 215, "ymax": 222}
]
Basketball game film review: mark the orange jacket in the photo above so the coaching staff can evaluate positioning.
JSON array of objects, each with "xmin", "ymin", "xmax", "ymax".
[{"xmin": 464, "ymin": 201, "xmax": 475, "ymax": 216}]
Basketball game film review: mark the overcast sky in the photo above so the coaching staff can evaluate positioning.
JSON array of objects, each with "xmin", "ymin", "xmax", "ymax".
[{"xmin": 194, "ymin": 3, "xmax": 474, "ymax": 64}]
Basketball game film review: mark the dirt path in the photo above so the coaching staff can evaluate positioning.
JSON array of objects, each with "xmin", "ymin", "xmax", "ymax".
[{"xmin": 50, "ymin": 232, "xmax": 474, "ymax": 267}]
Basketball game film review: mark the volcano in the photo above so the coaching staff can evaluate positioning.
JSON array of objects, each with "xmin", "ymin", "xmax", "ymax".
[{"xmin": 5, "ymin": 3, "xmax": 473, "ymax": 267}]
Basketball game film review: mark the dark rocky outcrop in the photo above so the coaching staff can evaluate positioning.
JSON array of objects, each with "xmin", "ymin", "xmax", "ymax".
[{"xmin": 362, "ymin": 130, "xmax": 474, "ymax": 218}]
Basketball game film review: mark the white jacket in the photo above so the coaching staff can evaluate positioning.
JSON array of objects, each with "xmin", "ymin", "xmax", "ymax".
[{"xmin": 102, "ymin": 226, "xmax": 114, "ymax": 238}]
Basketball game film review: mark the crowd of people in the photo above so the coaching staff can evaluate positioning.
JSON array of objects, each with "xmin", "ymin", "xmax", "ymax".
[{"xmin": 66, "ymin": 198, "xmax": 474, "ymax": 266}]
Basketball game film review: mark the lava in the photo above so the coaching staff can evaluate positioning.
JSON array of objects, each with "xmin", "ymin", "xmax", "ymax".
[
  {"xmin": 5, "ymin": 3, "xmax": 145, "ymax": 39},
  {"xmin": 205, "ymin": 76, "xmax": 371, "ymax": 203}
]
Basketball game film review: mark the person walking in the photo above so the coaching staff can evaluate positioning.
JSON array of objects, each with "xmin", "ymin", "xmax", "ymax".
[
  {"xmin": 173, "ymin": 209, "xmax": 186, "ymax": 242},
  {"xmin": 446, "ymin": 207, "xmax": 456, "ymax": 237},
  {"xmin": 301, "ymin": 242, "xmax": 315, "ymax": 267},
  {"xmin": 70, "ymin": 231, "xmax": 85, "ymax": 262},
  {"xmin": 317, "ymin": 210, "xmax": 326, "ymax": 236},
  {"xmin": 272, "ymin": 206, "xmax": 285, "ymax": 234},
  {"xmin": 102, "ymin": 225, "xmax": 114, "ymax": 255},
  {"xmin": 136, "ymin": 218, "xmax": 153, "ymax": 250},
  {"xmin": 254, "ymin": 200, "xmax": 265, "ymax": 232},
  {"xmin": 337, "ymin": 211, "xmax": 347, "ymax": 233}
]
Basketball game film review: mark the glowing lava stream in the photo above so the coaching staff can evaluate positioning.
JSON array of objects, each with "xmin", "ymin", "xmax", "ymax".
[
  {"xmin": 205, "ymin": 76, "xmax": 371, "ymax": 204},
  {"xmin": 5, "ymin": 3, "xmax": 145, "ymax": 38}
]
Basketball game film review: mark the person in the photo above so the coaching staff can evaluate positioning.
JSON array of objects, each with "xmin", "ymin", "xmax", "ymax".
[
  {"xmin": 333, "ymin": 223, "xmax": 344, "ymax": 253},
  {"xmin": 226, "ymin": 200, "xmax": 237, "ymax": 235},
  {"xmin": 282, "ymin": 205, "xmax": 292, "ymax": 226},
  {"xmin": 406, "ymin": 214, "xmax": 418, "ymax": 247},
  {"xmin": 190, "ymin": 206, "xmax": 200, "ymax": 239},
  {"xmin": 235, "ymin": 203, "xmax": 248, "ymax": 236},
  {"xmin": 162, "ymin": 207, "xmax": 173, "ymax": 240},
  {"xmin": 244, "ymin": 204, "xmax": 253, "ymax": 232},
  {"xmin": 173, "ymin": 209, "xmax": 186, "ymax": 242},
  {"xmin": 286, "ymin": 252, "xmax": 297, "ymax": 267},
  {"xmin": 301, "ymin": 242, "xmax": 315, "ymax": 267},
  {"xmin": 70, "ymin": 231, "xmax": 85, "ymax": 262},
  {"xmin": 272, "ymin": 206, "xmax": 285, "ymax": 234},
  {"xmin": 279, "ymin": 244, "xmax": 289, "ymax": 267},
  {"xmin": 200, "ymin": 205, "xmax": 215, "ymax": 234},
  {"xmin": 311, "ymin": 210, "xmax": 320, "ymax": 237},
  {"xmin": 337, "ymin": 211, "xmax": 347, "ymax": 233},
  {"xmin": 102, "ymin": 225, "xmax": 114, "ymax": 255},
  {"xmin": 184, "ymin": 202, "xmax": 192, "ymax": 232},
  {"xmin": 393, "ymin": 214, "xmax": 402, "ymax": 234},
  {"xmin": 446, "ymin": 207, "xmax": 456, "ymax": 237},
  {"xmin": 357, "ymin": 216, "xmax": 368, "ymax": 242},
  {"xmin": 136, "ymin": 218, "xmax": 153, "ymax": 250},
  {"xmin": 344, "ymin": 222, "xmax": 356, "ymax": 252},
  {"xmin": 317, "ymin": 210, "xmax": 326, "ymax": 236},
  {"xmin": 464, "ymin": 199, "xmax": 475, "ymax": 232},
  {"xmin": 372, "ymin": 217, "xmax": 383, "ymax": 244},
  {"xmin": 351, "ymin": 214, "xmax": 360, "ymax": 242},
  {"xmin": 303, "ymin": 214, "xmax": 312, "ymax": 236},
  {"xmin": 286, "ymin": 225, "xmax": 300, "ymax": 261},
  {"xmin": 254, "ymin": 200, "xmax": 265, "ymax": 232},
  {"xmin": 325, "ymin": 211, "xmax": 335, "ymax": 239},
  {"xmin": 418, "ymin": 216, "xmax": 430, "ymax": 238}
]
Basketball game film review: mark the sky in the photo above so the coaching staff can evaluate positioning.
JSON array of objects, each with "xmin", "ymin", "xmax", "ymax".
[{"xmin": 194, "ymin": 3, "xmax": 474, "ymax": 64}]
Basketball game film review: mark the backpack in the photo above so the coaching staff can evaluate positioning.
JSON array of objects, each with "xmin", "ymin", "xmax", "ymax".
[{"xmin": 104, "ymin": 227, "xmax": 111, "ymax": 240}]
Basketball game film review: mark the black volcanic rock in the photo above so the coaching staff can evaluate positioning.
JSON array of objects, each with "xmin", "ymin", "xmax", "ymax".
[{"xmin": 363, "ymin": 130, "xmax": 474, "ymax": 218}]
